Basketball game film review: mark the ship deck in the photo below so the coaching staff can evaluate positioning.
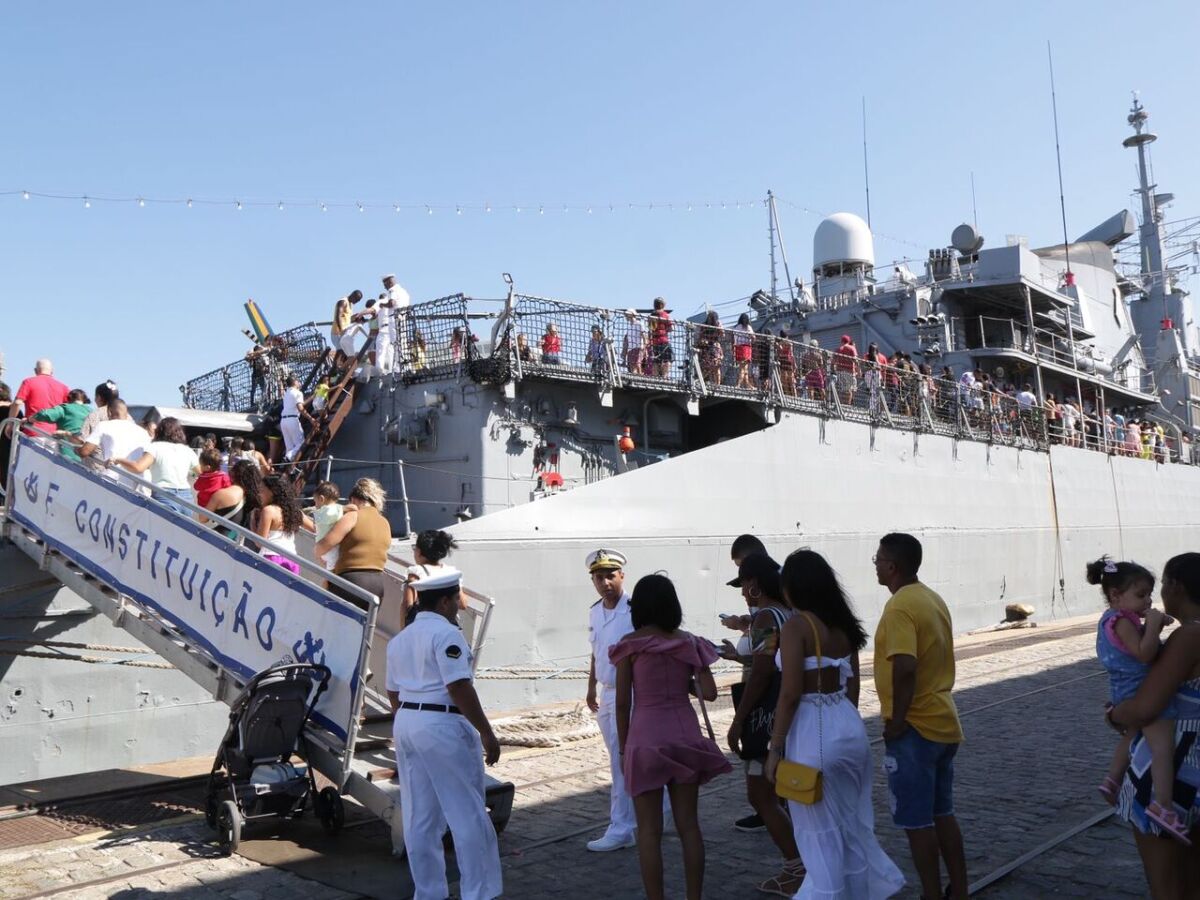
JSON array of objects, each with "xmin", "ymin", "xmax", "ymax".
[{"xmin": 0, "ymin": 616, "xmax": 1148, "ymax": 899}]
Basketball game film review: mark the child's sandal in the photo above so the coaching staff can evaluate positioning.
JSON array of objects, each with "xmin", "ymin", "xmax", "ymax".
[
  {"xmin": 1097, "ymin": 775, "xmax": 1120, "ymax": 805},
  {"xmin": 1147, "ymin": 801, "xmax": 1193, "ymax": 846}
]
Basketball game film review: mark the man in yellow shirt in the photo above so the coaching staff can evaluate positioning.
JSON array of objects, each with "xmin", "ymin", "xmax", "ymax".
[{"xmin": 874, "ymin": 532, "xmax": 968, "ymax": 900}]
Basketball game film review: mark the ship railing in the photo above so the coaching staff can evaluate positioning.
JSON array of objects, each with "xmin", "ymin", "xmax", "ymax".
[
  {"xmin": 397, "ymin": 293, "xmax": 475, "ymax": 385},
  {"xmin": 508, "ymin": 294, "xmax": 694, "ymax": 393},
  {"xmin": 467, "ymin": 298, "xmax": 1194, "ymax": 466},
  {"xmin": 0, "ymin": 423, "xmax": 380, "ymax": 789},
  {"xmin": 180, "ymin": 323, "xmax": 330, "ymax": 413}
]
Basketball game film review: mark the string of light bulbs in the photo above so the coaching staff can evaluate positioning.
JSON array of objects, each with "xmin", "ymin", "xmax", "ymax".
[
  {"xmin": 2, "ymin": 187, "xmax": 931, "ymax": 255},
  {"xmin": 0, "ymin": 189, "xmax": 773, "ymax": 216}
]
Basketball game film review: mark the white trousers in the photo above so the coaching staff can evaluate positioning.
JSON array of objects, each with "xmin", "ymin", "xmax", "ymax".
[
  {"xmin": 394, "ymin": 710, "xmax": 503, "ymax": 900},
  {"xmin": 377, "ymin": 335, "xmax": 396, "ymax": 373},
  {"xmin": 597, "ymin": 687, "xmax": 636, "ymax": 839},
  {"xmin": 280, "ymin": 416, "xmax": 305, "ymax": 461}
]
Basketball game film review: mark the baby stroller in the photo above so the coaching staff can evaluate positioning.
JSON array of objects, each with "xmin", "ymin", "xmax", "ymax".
[{"xmin": 204, "ymin": 663, "xmax": 344, "ymax": 854}]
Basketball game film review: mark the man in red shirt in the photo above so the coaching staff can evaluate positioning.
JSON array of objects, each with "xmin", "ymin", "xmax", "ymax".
[
  {"xmin": 14, "ymin": 359, "xmax": 70, "ymax": 434},
  {"xmin": 832, "ymin": 335, "xmax": 860, "ymax": 405}
]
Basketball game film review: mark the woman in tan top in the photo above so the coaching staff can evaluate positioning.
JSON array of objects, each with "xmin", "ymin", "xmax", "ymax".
[{"xmin": 315, "ymin": 478, "xmax": 391, "ymax": 610}]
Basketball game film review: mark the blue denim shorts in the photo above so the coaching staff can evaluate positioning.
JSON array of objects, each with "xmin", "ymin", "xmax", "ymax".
[{"xmin": 883, "ymin": 727, "xmax": 958, "ymax": 829}]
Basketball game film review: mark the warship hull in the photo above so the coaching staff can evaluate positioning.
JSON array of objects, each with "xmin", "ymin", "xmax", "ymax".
[{"xmin": 446, "ymin": 409, "xmax": 1200, "ymax": 709}]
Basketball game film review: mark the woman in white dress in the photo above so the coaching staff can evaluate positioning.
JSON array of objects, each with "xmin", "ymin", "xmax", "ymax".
[{"xmin": 767, "ymin": 549, "xmax": 905, "ymax": 899}]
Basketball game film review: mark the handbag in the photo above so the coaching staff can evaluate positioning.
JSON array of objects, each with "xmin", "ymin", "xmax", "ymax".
[
  {"xmin": 774, "ymin": 612, "xmax": 824, "ymax": 805},
  {"xmin": 730, "ymin": 607, "xmax": 787, "ymax": 760}
]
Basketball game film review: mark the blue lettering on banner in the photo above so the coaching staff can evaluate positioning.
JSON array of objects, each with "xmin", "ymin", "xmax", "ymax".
[
  {"xmin": 211, "ymin": 580, "xmax": 228, "ymax": 627},
  {"xmin": 256, "ymin": 607, "xmax": 276, "ymax": 651},
  {"xmin": 233, "ymin": 582, "xmax": 251, "ymax": 639},
  {"xmin": 164, "ymin": 547, "xmax": 179, "ymax": 587},
  {"xmin": 179, "ymin": 558, "xmax": 198, "ymax": 601},
  {"xmin": 118, "ymin": 523, "xmax": 130, "ymax": 560},
  {"xmin": 134, "ymin": 529, "xmax": 149, "ymax": 570},
  {"xmin": 8, "ymin": 436, "xmax": 368, "ymax": 743}
]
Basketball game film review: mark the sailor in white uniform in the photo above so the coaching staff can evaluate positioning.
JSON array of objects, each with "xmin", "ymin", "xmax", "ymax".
[
  {"xmin": 584, "ymin": 548, "xmax": 638, "ymax": 851},
  {"xmin": 386, "ymin": 568, "xmax": 503, "ymax": 900},
  {"xmin": 382, "ymin": 274, "xmax": 410, "ymax": 373},
  {"xmin": 279, "ymin": 376, "xmax": 310, "ymax": 462}
]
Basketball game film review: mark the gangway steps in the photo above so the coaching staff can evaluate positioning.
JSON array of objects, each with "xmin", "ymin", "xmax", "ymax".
[
  {"xmin": 3, "ymin": 517, "xmax": 514, "ymax": 854},
  {"xmin": 1, "ymin": 429, "xmax": 514, "ymax": 854}
]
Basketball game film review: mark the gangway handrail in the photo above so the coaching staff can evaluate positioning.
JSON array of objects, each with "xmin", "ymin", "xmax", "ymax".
[
  {"xmin": 0, "ymin": 421, "xmax": 379, "ymax": 786},
  {"xmin": 384, "ymin": 548, "xmax": 497, "ymax": 667}
]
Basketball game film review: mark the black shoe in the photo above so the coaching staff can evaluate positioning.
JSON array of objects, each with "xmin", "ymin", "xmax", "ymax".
[{"xmin": 734, "ymin": 812, "xmax": 764, "ymax": 832}]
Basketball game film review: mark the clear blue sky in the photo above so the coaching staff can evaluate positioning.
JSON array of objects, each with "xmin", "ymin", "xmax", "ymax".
[{"xmin": 3, "ymin": 2, "xmax": 1198, "ymax": 403}]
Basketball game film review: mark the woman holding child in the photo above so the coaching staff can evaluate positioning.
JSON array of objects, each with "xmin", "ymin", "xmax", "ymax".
[{"xmin": 1108, "ymin": 553, "xmax": 1200, "ymax": 898}]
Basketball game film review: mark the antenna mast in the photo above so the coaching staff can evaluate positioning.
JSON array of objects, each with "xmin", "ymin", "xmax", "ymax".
[
  {"xmin": 766, "ymin": 192, "xmax": 797, "ymax": 303},
  {"xmin": 862, "ymin": 97, "xmax": 872, "ymax": 229},
  {"xmin": 1047, "ymin": 43, "xmax": 1073, "ymax": 285},
  {"xmin": 970, "ymin": 172, "xmax": 979, "ymax": 230},
  {"xmin": 768, "ymin": 190, "xmax": 778, "ymax": 301}
]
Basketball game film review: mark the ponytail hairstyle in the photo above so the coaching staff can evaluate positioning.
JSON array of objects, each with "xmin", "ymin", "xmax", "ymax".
[
  {"xmin": 1085, "ymin": 556, "xmax": 1154, "ymax": 603},
  {"xmin": 415, "ymin": 529, "xmax": 458, "ymax": 563},
  {"xmin": 94, "ymin": 380, "xmax": 119, "ymax": 407},
  {"xmin": 1163, "ymin": 553, "xmax": 1200, "ymax": 604}
]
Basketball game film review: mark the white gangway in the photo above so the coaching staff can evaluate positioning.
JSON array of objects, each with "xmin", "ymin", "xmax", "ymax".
[{"xmin": 0, "ymin": 427, "xmax": 513, "ymax": 852}]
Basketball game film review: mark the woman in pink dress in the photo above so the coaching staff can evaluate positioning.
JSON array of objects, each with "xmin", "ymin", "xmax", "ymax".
[{"xmin": 612, "ymin": 574, "xmax": 732, "ymax": 900}]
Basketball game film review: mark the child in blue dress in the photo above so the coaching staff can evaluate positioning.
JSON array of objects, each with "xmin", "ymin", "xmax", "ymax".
[{"xmin": 1091, "ymin": 557, "xmax": 1188, "ymax": 842}]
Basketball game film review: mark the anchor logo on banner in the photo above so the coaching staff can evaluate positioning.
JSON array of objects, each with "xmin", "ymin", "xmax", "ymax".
[
  {"xmin": 292, "ymin": 631, "xmax": 327, "ymax": 667},
  {"xmin": 23, "ymin": 472, "xmax": 38, "ymax": 504}
]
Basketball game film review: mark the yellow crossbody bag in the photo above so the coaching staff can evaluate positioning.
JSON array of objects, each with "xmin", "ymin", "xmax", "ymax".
[{"xmin": 774, "ymin": 612, "xmax": 824, "ymax": 805}]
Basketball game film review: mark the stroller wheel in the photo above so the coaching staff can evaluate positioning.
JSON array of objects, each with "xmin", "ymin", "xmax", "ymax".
[
  {"xmin": 217, "ymin": 800, "xmax": 242, "ymax": 855},
  {"xmin": 317, "ymin": 786, "xmax": 344, "ymax": 834}
]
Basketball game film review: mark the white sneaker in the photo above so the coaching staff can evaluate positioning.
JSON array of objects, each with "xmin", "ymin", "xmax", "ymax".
[{"xmin": 586, "ymin": 832, "xmax": 636, "ymax": 852}]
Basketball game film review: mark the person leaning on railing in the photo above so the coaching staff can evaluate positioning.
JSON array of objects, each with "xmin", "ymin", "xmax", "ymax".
[
  {"xmin": 112, "ymin": 417, "xmax": 199, "ymax": 517},
  {"xmin": 695, "ymin": 312, "xmax": 723, "ymax": 387},
  {"xmin": 315, "ymin": 477, "xmax": 391, "ymax": 611}
]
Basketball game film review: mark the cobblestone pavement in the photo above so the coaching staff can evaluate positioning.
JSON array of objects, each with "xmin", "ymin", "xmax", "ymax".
[{"xmin": 0, "ymin": 621, "xmax": 1156, "ymax": 898}]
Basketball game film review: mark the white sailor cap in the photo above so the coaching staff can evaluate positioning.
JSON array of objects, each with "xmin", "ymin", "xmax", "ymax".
[
  {"xmin": 414, "ymin": 567, "xmax": 462, "ymax": 593},
  {"xmin": 586, "ymin": 549, "xmax": 626, "ymax": 573}
]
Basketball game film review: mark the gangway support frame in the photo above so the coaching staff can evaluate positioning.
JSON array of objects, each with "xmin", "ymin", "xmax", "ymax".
[{"xmin": 1, "ymin": 427, "xmax": 513, "ymax": 854}]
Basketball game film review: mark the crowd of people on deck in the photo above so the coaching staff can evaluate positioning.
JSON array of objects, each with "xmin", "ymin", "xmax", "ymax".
[{"xmin": 503, "ymin": 307, "xmax": 1192, "ymax": 463}]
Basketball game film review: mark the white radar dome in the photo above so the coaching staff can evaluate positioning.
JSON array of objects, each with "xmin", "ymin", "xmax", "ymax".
[{"xmin": 813, "ymin": 212, "xmax": 875, "ymax": 270}]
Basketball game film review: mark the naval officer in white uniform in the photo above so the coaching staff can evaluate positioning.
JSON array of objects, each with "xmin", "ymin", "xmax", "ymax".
[
  {"xmin": 386, "ymin": 568, "xmax": 503, "ymax": 900},
  {"xmin": 584, "ymin": 548, "xmax": 638, "ymax": 851}
]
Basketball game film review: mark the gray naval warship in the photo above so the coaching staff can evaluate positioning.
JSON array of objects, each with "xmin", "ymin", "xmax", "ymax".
[{"xmin": 3, "ymin": 96, "xmax": 1199, "ymax": 786}]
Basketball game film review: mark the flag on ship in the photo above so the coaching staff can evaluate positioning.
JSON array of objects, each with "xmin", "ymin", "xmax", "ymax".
[{"xmin": 244, "ymin": 299, "xmax": 274, "ymax": 342}]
